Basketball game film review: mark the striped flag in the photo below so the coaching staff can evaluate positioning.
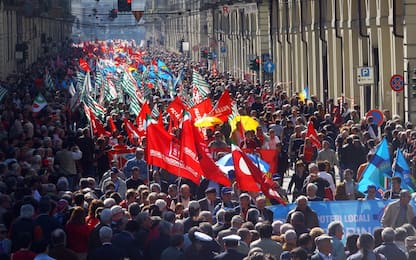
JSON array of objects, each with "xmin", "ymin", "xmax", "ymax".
[
  {"xmin": 121, "ymin": 70, "xmax": 144, "ymax": 104},
  {"xmin": 151, "ymin": 104, "xmax": 160, "ymax": 118},
  {"xmin": 192, "ymin": 70, "xmax": 210, "ymax": 101},
  {"xmin": 76, "ymin": 71, "xmax": 85, "ymax": 88},
  {"xmin": 103, "ymin": 76, "xmax": 118, "ymax": 101},
  {"xmin": 84, "ymin": 94, "xmax": 107, "ymax": 119},
  {"xmin": 44, "ymin": 69, "xmax": 55, "ymax": 91},
  {"xmin": 0, "ymin": 85, "xmax": 8, "ymax": 102}
]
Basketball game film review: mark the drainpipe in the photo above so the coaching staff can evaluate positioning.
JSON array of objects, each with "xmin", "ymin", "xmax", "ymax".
[
  {"xmin": 335, "ymin": 0, "xmax": 344, "ymax": 94},
  {"xmin": 300, "ymin": 0, "xmax": 309, "ymax": 86},
  {"xmin": 319, "ymin": 0, "xmax": 329, "ymax": 111},
  {"xmin": 392, "ymin": 0, "xmax": 404, "ymax": 38},
  {"xmin": 285, "ymin": 1, "xmax": 293, "ymax": 95},
  {"xmin": 277, "ymin": 1, "xmax": 283, "ymax": 81}
]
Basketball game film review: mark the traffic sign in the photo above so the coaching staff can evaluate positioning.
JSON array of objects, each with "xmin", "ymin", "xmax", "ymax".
[
  {"xmin": 366, "ymin": 109, "xmax": 384, "ymax": 126},
  {"xmin": 389, "ymin": 74, "xmax": 404, "ymax": 92},
  {"xmin": 220, "ymin": 47, "xmax": 227, "ymax": 53},
  {"xmin": 357, "ymin": 67, "xmax": 374, "ymax": 85},
  {"xmin": 264, "ymin": 61, "xmax": 275, "ymax": 73},
  {"xmin": 192, "ymin": 45, "xmax": 199, "ymax": 52}
]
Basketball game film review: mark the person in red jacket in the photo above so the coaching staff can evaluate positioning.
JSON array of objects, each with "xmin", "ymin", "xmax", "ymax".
[{"xmin": 65, "ymin": 206, "xmax": 91, "ymax": 259}]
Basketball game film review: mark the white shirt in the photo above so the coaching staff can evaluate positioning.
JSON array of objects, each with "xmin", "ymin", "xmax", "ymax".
[
  {"xmin": 263, "ymin": 135, "xmax": 281, "ymax": 149},
  {"xmin": 318, "ymin": 171, "xmax": 336, "ymax": 194}
]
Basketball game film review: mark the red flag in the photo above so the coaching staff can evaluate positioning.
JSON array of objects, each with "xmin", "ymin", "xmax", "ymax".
[
  {"xmin": 188, "ymin": 98, "xmax": 213, "ymax": 122},
  {"xmin": 83, "ymin": 105, "xmax": 109, "ymax": 137},
  {"xmin": 123, "ymin": 118, "xmax": 141, "ymax": 143},
  {"xmin": 158, "ymin": 113, "xmax": 164, "ymax": 127},
  {"xmin": 231, "ymin": 144, "xmax": 261, "ymax": 192},
  {"xmin": 231, "ymin": 145, "xmax": 286, "ymax": 204},
  {"xmin": 146, "ymin": 120, "xmax": 201, "ymax": 184},
  {"xmin": 180, "ymin": 112, "xmax": 204, "ymax": 181},
  {"xmin": 108, "ymin": 117, "xmax": 117, "ymax": 132},
  {"xmin": 135, "ymin": 103, "xmax": 151, "ymax": 133},
  {"xmin": 258, "ymin": 149, "xmax": 279, "ymax": 174},
  {"xmin": 167, "ymin": 97, "xmax": 185, "ymax": 127},
  {"xmin": 192, "ymin": 120, "xmax": 231, "ymax": 187},
  {"xmin": 107, "ymin": 147, "xmax": 136, "ymax": 169},
  {"xmin": 306, "ymin": 120, "xmax": 321, "ymax": 149},
  {"xmin": 79, "ymin": 58, "xmax": 90, "ymax": 72},
  {"xmin": 209, "ymin": 90, "xmax": 232, "ymax": 122}
]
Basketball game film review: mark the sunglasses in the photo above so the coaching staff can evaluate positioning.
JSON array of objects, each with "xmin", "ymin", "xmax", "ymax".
[{"xmin": 0, "ymin": 231, "xmax": 7, "ymax": 234}]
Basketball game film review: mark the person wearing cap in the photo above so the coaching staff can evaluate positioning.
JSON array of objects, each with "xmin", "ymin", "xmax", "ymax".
[
  {"xmin": 183, "ymin": 229, "xmax": 216, "ymax": 260},
  {"xmin": 311, "ymin": 234, "xmax": 333, "ymax": 260},
  {"xmin": 234, "ymin": 193, "xmax": 255, "ymax": 221},
  {"xmin": 381, "ymin": 189, "xmax": 415, "ymax": 228},
  {"xmin": 123, "ymin": 147, "xmax": 148, "ymax": 181},
  {"xmin": 213, "ymin": 234, "xmax": 245, "ymax": 260},
  {"xmin": 255, "ymin": 195, "xmax": 273, "ymax": 223},
  {"xmin": 214, "ymin": 187, "xmax": 238, "ymax": 215},
  {"xmin": 208, "ymin": 131, "xmax": 228, "ymax": 150},
  {"xmin": 198, "ymin": 187, "xmax": 221, "ymax": 214}
]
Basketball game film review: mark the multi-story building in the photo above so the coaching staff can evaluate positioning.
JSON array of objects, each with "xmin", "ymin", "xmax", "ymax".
[
  {"xmin": 150, "ymin": 0, "xmax": 416, "ymax": 122},
  {"xmin": 0, "ymin": 0, "xmax": 73, "ymax": 80}
]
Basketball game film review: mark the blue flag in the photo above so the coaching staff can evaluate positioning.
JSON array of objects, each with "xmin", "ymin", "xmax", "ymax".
[
  {"xmin": 357, "ymin": 138, "xmax": 392, "ymax": 193},
  {"xmin": 393, "ymin": 149, "xmax": 416, "ymax": 192}
]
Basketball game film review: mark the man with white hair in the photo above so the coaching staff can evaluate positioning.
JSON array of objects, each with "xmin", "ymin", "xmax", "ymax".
[
  {"xmin": 88, "ymin": 208, "xmax": 112, "ymax": 252},
  {"xmin": 10, "ymin": 204, "xmax": 40, "ymax": 252},
  {"xmin": 374, "ymin": 227, "xmax": 406, "ymax": 260},
  {"xmin": 328, "ymin": 221, "xmax": 345, "ymax": 260},
  {"xmin": 87, "ymin": 226, "xmax": 123, "ymax": 260}
]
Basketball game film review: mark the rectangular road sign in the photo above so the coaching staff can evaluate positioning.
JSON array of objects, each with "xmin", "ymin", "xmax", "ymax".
[{"xmin": 357, "ymin": 67, "xmax": 374, "ymax": 85}]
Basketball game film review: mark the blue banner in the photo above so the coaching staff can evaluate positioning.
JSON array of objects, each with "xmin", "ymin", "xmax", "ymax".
[{"xmin": 268, "ymin": 199, "xmax": 416, "ymax": 241}]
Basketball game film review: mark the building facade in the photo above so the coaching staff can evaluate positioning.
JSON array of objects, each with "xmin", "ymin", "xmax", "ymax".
[
  {"xmin": 0, "ymin": 0, "xmax": 73, "ymax": 80},
  {"xmin": 146, "ymin": 0, "xmax": 416, "ymax": 122}
]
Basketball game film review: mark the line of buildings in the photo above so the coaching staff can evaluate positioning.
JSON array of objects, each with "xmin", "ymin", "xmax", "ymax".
[
  {"xmin": 144, "ymin": 0, "xmax": 416, "ymax": 122},
  {"xmin": 0, "ymin": 0, "xmax": 73, "ymax": 81}
]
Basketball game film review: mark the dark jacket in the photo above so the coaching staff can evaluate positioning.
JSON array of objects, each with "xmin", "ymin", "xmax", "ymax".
[
  {"xmin": 198, "ymin": 197, "xmax": 221, "ymax": 212},
  {"xmin": 374, "ymin": 242, "xmax": 406, "ymax": 260},
  {"xmin": 286, "ymin": 206, "xmax": 319, "ymax": 229},
  {"xmin": 213, "ymin": 248, "xmax": 246, "ymax": 260},
  {"xmin": 87, "ymin": 243, "xmax": 123, "ymax": 260}
]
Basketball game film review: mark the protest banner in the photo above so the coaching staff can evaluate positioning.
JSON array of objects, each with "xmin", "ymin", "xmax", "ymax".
[{"xmin": 268, "ymin": 199, "xmax": 416, "ymax": 242}]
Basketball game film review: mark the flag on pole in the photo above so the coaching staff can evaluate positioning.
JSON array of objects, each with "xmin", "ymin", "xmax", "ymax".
[
  {"xmin": 146, "ymin": 117, "xmax": 201, "ymax": 184},
  {"xmin": 0, "ymin": 85, "xmax": 8, "ymax": 103},
  {"xmin": 358, "ymin": 138, "xmax": 392, "ymax": 193},
  {"xmin": 209, "ymin": 90, "xmax": 232, "ymax": 121},
  {"xmin": 192, "ymin": 70, "xmax": 210, "ymax": 102},
  {"xmin": 191, "ymin": 119, "xmax": 231, "ymax": 187},
  {"xmin": 306, "ymin": 120, "xmax": 321, "ymax": 149},
  {"xmin": 393, "ymin": 149, "xmax": 416, "ymax": 192},
  {"xmin": 231, "ymin": 144, "xmax": 286, "ymax": 204},
  {"xmin": 32, "ymin": 93, "xmax": 48, "ymax": 112}
]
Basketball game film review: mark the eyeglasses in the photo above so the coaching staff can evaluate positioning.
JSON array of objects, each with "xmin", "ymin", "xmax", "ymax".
[{"xmin": 0, "ymin": 231, "xmax": 7, "ymax": 234}]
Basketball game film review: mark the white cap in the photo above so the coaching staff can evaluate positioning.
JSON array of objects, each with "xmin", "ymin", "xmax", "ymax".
[
  {"xmin": 194, "ymin": 231, "xmax": 213, "ymax": 242},
  {"xmin": 223, "ymin": 234, "xmax": 241, "ymax": 242}
]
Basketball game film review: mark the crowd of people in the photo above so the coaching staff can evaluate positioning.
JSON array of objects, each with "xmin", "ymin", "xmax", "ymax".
[{"xmin": 0, "ymin": 38, "xmax": 415, "ymax": 260}]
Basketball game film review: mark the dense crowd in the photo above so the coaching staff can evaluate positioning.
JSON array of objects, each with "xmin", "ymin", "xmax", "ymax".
[{"xmin": 0, "ymin": 39, "xmax": 415, "ymax": 260}]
